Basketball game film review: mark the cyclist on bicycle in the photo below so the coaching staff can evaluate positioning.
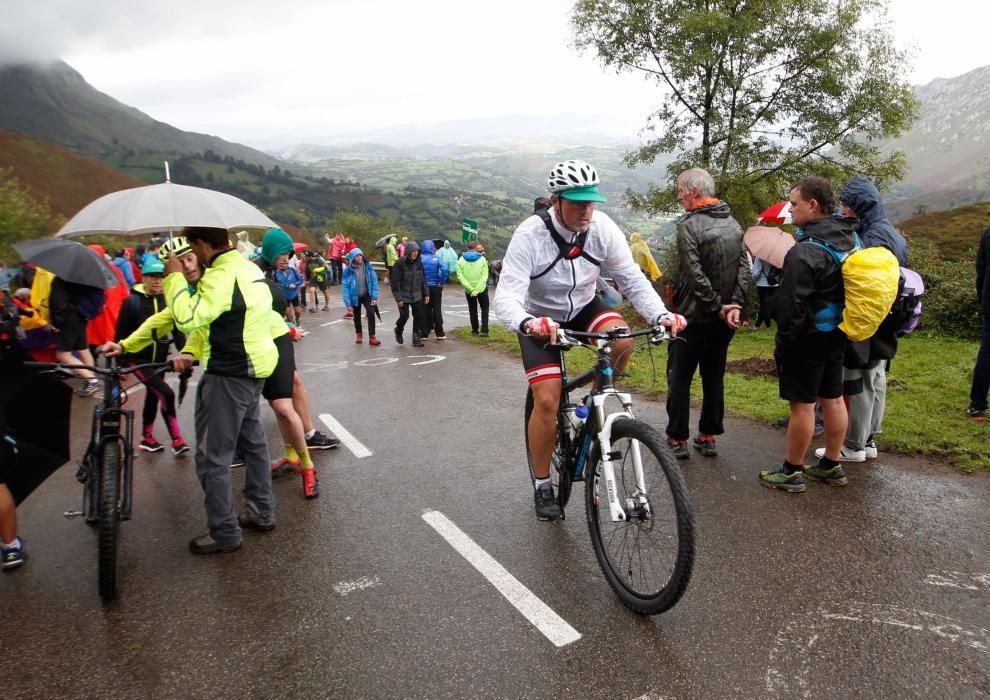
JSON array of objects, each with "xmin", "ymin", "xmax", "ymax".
[{"xmin": 493, "ymin": 159, "xmax": 686, "ymax": 521}]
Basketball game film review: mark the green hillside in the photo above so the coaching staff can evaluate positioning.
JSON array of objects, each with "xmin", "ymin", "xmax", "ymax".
[
  {"xmin": 103, "ymin": 150, "xmax": 522, "ymax": 256},
  {"xmin": 898, "ymin": 201, "xmax": 990, "ymax": 260}
]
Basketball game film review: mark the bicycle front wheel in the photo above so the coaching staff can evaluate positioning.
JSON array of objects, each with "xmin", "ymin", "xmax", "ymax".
[
  {"xmin": 97, "ymin": 440, "xmax": 122, "ymax": 602},
  {"xmin": 585, "ymin": 418, "xmax": 694, "ymax": 614}
]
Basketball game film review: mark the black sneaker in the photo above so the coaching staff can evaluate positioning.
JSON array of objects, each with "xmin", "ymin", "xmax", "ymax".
[
  {"xmin": 139, "ymin": 436, "xmax": 165, "ymax": 453},
  {"xmin": 306, "ymin": 430, "xmax": 340, "ymax": 450},
  {"xmin": 188, "ymin": 534, "xmax": 241, "ymax": 555},
  {"xmin": 394, "ymin": 328, "xmax": 403, "ymax": 345},
  {"xmin": 480, "ymin": 330, "xmax": 489, "ymax": 337},
  {"xmin": 230, "ymin": 454, "xmax": 246, "ymax": 468},
  {"xmin": 804, "ymin": 462, "xmax": 849, "ymax": 486},
  {"xmin": 1, "ymin": 537, "xmax": 26, "ymax": 571},
  {"xmin": 534, "ymin": 483, "xmax": 561, "ymax": 521},
  {"xmin": 692, "ymin": 436, "xmax": 717, "ymax": 457},
  {"xmin": 965, "ymin": 406, "xmax": 986, "ymax": 421},
  {"xmin": 667, "ymin": 438, "xmax": 690, "ymax": 460}
]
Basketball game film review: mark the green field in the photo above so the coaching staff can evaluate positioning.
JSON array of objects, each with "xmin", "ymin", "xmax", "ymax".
[{"xmin": 458, "ymin": 323, "xmax": 988, "ymax": 472}]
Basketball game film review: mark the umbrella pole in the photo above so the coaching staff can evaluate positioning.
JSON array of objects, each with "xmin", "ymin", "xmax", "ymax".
[{"xmin": 164, "ymin": 161, "xmax": 171, "ymax": 183}]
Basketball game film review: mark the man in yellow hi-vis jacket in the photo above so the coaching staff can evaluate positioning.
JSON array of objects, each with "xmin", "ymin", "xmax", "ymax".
[{"xmin": 164, "ymin": 226, "xmax": 278, "ymax": 555}]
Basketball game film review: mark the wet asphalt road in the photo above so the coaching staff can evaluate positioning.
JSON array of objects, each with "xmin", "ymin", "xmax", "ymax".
[{"xmin": 1, "ymin": 286, "xmax": 988, "ymax": 699}]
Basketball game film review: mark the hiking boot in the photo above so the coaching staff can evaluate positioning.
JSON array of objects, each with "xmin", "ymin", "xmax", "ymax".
[
  {"xmin": 692, "ymin": 435, "xmax": 717, "ymax": 457},
  {"xmin": 412, "ymin": 334, "xmax": 424, "ymax": 347},
  {"xmin": 1, "ymin": 537, "xmax": 26, "ymax": 571},
  {"xmin": 306, "ymin": 430, "xmax": 339, "ymax": 450},
  {"xmin": 965, "ymin": 406, "xmax": 986, "ymax": 421},
  {"xmin": 355, "ymin": 333, "xmax": 363, "ymax": 344},
  {"xmin": 271, "ymin": 457, "xmax": 301, "ymax": 478},
  {"xmin": 480, "ymin": 330, "xmax": 489, "ymax": 337},
  {"xmin": 238, "ymin": 501, "xmax": 275, "ymax": 532},
  {"xmin": 172, "ymin": 438, "xmax": 190, "ymax": 457},
  {"xmin": 667, "ymin": 438, "xmax": 690, "ymax": 460},
  {"xmin": 188, "ymin": 534, "xmax": 241, "ymax": 555},
  {"xmin": 471, "ymin": 329, "xmax": 479, "ymax": 335},
  {"xmin": 301, "ymin": 467, "xmax": 319, "ymax": 499},
  {"xmin": 864, "ymin": 438, "xmax": 878, "ymax": 460},
  {"xmin": 139, "ymin": 436, "xmax": 165, "ymax": 453},
  {"xmin": 804, "ymin": 462, "xmax": 848, "ymax": 486},
  {"xmin": 759, "ymin": 463, "xmax": 807, "ymax": 493},
  {"xmin": 394, "ymin": 328, "xmax": 403, "ymax": 345},
  {"xmin": 534, "ymin": 482, "xmax": 561, "ymax": 521},
  {"xmin": 369, "ymin": 335, "xmax": 381, "ymax": 346},
  {"xmin": 813, "ymin": 446, "xmax": 865, "ymax": 463},
  {"xmin": 76, "ymin": 378, "xmax": 101, "ymax": 397}
]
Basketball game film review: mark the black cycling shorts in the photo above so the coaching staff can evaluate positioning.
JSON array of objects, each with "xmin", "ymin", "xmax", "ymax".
[
  {"xmin": 262, "ymin": 333, "xmax": 296, "ymax": 401},
  {"xmin": 518, "ymin": 296, "xmax": 624, "ymax": 385}
]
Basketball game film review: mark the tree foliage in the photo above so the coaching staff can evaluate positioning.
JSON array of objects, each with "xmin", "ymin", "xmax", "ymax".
[
  {"xmin": 324, "ymin": 210, "xmax": 416, "ymax": 257},
  {"xmin": 0, "ymin": 167, "xmax": 59, "ymax": 261},
  {"xmin": 573, "ymin": 0, "xmax": 918, "ymax": 221}
]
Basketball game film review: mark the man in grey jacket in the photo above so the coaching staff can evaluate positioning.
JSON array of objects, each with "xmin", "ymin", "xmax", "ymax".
[{"xmin": 665, "ymin": 168, "xmax": 751, "ymax": 458}]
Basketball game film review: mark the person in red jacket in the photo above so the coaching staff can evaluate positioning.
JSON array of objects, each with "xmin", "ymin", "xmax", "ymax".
[{"xmin": 84, "ymin": 244, "xmax": 129, "ymax": 350}]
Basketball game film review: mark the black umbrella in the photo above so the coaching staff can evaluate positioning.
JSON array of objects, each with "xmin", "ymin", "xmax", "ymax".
[
  {"xmin": 13, "ymin": 238, "xmax": 121, "ymax": 289},
  {"xmin": 374, "ymin": 235, "xmax": 392, "ymax": 248},
  {"xmin": 0, "ymin": 347, "xmax": 73, "ymax": 505}
]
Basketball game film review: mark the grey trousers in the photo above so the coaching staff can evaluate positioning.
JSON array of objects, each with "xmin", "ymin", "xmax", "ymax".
[
  {"xmin": 843, "ymin": 363, "xmax": 886, "ymax": 451},
  {"xmin": 194, "ymin": 374, "xmax": 275, "ymax": 544}
]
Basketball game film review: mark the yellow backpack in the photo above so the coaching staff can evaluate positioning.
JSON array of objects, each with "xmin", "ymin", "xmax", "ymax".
[{"xmin": 30, "ymin": 267, "xmax": 55, "ymax": 324}]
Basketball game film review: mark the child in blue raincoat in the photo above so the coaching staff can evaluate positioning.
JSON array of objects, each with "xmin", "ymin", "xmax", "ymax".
[{"xmin": 341, "ymin": 248, "xmax": 381, "ymax": 345}]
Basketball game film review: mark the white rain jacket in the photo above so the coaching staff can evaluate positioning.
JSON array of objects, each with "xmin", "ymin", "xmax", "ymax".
[{"xmin": 494, "ymin": 208, "xmax": 669, "ymax": 331}]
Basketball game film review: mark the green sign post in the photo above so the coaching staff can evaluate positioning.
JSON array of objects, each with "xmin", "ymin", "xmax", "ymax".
[{"xmin": 462, "ymin": 218, "xmax": 478, "ymax": 244}]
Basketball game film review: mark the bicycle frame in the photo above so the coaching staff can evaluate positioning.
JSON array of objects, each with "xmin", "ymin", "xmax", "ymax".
[{"xmin": 556, "ymin": 325, "xmax": 667, "ymax": 522}]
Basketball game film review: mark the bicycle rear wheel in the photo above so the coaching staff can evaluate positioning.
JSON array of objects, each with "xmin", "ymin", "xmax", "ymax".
[
  {"xmin": 585, "ymin": 418, "xmax": 694, "ymax": 614},
  {"xmin": 523, "ymin": 388, "xmax": 573, "ymax": 509},
  {"xmin": 98, "ymin": 440, "xmax": 122, "ymax": 601}
]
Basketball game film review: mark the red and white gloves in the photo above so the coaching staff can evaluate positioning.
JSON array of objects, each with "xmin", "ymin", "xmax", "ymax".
[
  {"xmin": 523, "ymin": 316, "xmax": 560, "ymax": 338},
  {"xmin": 657, "ymin": 312, "xmax": 687, "ymax": 335}
]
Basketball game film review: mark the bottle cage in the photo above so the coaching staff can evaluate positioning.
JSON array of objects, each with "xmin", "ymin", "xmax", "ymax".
[{"xmin": 530, "ymin": 210, "xmax": 602, "ymax": 280}]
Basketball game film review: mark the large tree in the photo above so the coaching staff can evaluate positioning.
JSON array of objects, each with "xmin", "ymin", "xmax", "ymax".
[{"xmin": 573, "ymin": 0, "xmax": 917, "ymax": 220}]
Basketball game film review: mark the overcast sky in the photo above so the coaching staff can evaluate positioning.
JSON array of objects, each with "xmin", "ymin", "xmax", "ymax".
[{"xmin": 2, "ymin": 0, "xmax": 987, "ymax": 146}]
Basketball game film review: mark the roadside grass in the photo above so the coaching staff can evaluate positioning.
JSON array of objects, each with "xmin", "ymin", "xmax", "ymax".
[{"xmin": 457, "ymin": 325, "xmax": 988, "ymax": 472}]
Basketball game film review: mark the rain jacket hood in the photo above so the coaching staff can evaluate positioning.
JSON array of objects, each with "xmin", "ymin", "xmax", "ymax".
[
  {"xmin": 261, "ymin": 227, "xmax": 295, "ymax": 266},
  {"xmin": 421, "ymin": 240, "xmax": 436, "ymax": 254},
  {"xmin": 840, "ymin": 176, "xmax": 908, "ymax": 265},
  {"xmin": 347, "ymin": 248, "xmax": 365, "ymax": 264},
  {"xmin": 462, "ymin": 251, "xmax": 483, "ymax": 263},
  {"xmin": 403, "ymin": 241, "xmax": 420, "ymax": 257}
]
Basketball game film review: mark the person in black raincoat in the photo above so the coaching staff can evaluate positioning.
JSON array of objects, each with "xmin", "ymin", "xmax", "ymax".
[{"xmin": 390, "ymin": 241, "xmax": 430, "ymax": 347}]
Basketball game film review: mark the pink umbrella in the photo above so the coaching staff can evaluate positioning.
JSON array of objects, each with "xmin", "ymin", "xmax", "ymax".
[
  {"xmin": 758, "ymin": 201, "xmax": 793, "ymax": 225},
  {"xmin": 293, "ymin": 242, "xmax": 307, "ymax": 255},
  {"xmin": 743, "ymin": 226, "xmax": 795, "ymax": 269}
]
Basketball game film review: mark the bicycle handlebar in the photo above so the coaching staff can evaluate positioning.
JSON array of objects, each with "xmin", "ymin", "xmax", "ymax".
[{"xmin": 24, "ymin": 360, "xmax": 196, "ymax": 377}]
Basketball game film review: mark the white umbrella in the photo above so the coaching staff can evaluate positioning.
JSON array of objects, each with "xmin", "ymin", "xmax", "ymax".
[{"xmin": 56, "ymin": 181, "xmax": 277, "ymax": 238}]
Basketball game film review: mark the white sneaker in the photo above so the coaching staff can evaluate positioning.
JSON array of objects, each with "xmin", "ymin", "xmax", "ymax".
[
  {"xmin": 864, "ymin": 440, "xmax": 878, "ymax": 459},
  {"xmin": 814, "ymin": 446, "xmax": 866, "ymax": 463}
]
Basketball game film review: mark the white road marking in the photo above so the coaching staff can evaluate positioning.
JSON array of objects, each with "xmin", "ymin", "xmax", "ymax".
[
  {"xmin": 333, "ymin": 575, "xmax": 382, "ymax": 597},
  {"xmin": 353, "ymin": 357, "xmax": 400, "ymax": 367},
  {"xmin": 319, "ymin": 413, "xmax": 372, "ymax": 458},
  {"xmin": 320, "ymin": 320, "xmax": 346, "ymax": 326},
  {"xmin": 923, "ymin": 571, "xmax": 990, "ymax": 591},
  {"xmin": 766, "ymin": 602, "xmax": 990, "ymax": 696},
  {"xmin": 408, "ymin": 354, "xmax": 445, "ymax": 366},
  {"xmin": 422, "ymin": 510, "xmax": 581, "ymax": 648}
]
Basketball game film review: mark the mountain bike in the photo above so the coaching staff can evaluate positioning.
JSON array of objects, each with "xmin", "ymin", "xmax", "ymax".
[
  {"xmin": 27, "ymin": 357, "xmax": 177, "ymax": 602},
  {"xmin": 523, "ymin": 324, "xmax": 694, "ymax": 614}
]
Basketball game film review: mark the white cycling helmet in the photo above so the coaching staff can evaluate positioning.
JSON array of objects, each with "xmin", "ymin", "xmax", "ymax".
[{"xmin": 547, "ymin": 160, "xmax": 607, "ymax": 202}]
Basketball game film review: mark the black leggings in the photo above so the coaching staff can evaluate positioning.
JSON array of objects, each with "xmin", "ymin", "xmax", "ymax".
[
  {"xmin": 133, "ymin": 366, "xmax": 181, "ymax": 440},
  {"xmin": 353, "ymin": 295, "xmax": 376, "ymax": 336}
]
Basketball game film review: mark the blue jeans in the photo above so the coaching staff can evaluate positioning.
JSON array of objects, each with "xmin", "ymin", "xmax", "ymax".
[{"xmin": 970, "ymin": 316, "xmax": 990, "ymax": 411}]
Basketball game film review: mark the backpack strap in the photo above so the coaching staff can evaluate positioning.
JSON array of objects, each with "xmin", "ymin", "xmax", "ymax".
[{"xmin": 530, "ymin": 210, "xmax": 602, "ymax": 280}]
